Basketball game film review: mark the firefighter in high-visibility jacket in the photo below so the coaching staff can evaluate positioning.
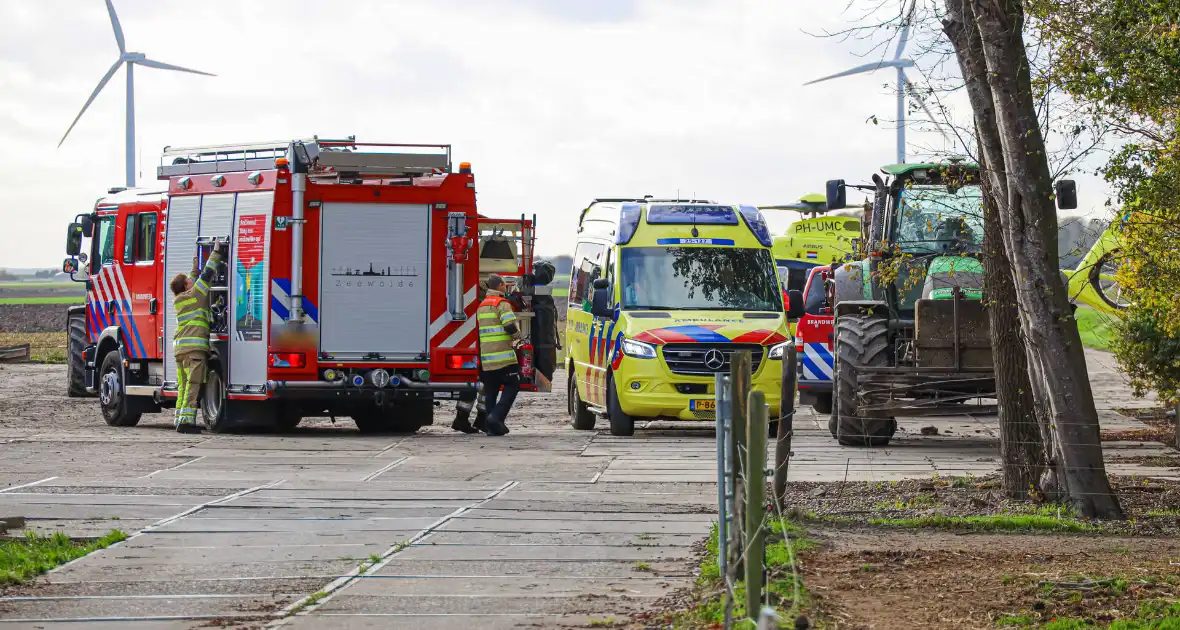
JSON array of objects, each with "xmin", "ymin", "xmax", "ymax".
[
  {"xmin": 475, "ymin": 274, "xmax": 522, "ymax": 436},
  {"xmin": 170, "ymin": 240, "xmax": 226, "ymax": 434}
]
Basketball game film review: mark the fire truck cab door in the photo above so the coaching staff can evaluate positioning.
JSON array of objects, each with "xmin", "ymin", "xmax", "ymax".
[{"xmin": 120, "ymin": 209, "xmax": 160, "ymax": 359}]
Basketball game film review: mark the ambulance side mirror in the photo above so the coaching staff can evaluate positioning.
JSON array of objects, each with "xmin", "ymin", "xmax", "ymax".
[
  {"xmin": 590, "ymin": 278, "xmax": 613, "ymax": 318},
  {"xmin": 786, "ymin": 289, "xmax": 804, "ymax": 320},
  {"xmin": 65, "ymin": 223, "xmax": 84, "ymax": 256}
]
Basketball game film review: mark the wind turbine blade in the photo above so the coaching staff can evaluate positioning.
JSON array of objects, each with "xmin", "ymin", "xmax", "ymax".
[
  {"xmin": 58, "ymin": 58, "xmax": 124, "ymax": 147},
  {"xmin": 894, "ymin": 0, "xmax": 915, "ymax": 60},
  {"xmin": 804, "ymin": 60, "xmax": 908, "ymax": 85},
  {"xmin": 136, "ymin": 57, "xmax": 216, "ymax": 77},
  {"xmin": 901, "ymin": 71, "xmax": 943, "ymax": 136},
  {"xmin": 105, "ymin": 0, "xmax": 125, "ymax": 53}
]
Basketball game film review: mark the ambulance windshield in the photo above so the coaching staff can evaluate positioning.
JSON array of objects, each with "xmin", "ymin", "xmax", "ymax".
[{"xmin": 619, "ymin": 247, "xmax": 783, "ymax": 312}]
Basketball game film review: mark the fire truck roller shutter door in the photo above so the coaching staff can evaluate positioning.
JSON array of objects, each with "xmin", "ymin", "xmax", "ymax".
[
  {"xmin": 319, "ymin": 203, "xmax": 431, "ymax": 360},
  {"xmin": 163, "ymin": 195, "xmax": 202, "ymax": 385}
]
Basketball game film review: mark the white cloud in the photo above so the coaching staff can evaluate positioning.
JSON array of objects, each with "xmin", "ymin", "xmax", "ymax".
[{"xmin": 0, "ymin": 0, "xmax": 1113, "ymax": 268}]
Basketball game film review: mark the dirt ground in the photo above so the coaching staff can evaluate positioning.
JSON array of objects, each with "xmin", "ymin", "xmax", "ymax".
[
  {"xmin": 0, "ymin": 304, "xmax": 70, "ymax": 333},
  {"xmin": 802, "ymin": 526, "xmax": 1180, "ymax": 629}
]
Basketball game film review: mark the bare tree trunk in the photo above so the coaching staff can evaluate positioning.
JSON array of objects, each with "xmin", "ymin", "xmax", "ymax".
[
  {"xmin": 944, "ymin": 0, "xmax": 1049, "ymax": 500},
  {"xmin": 962, "ymin": 0, "xmax": 1123, "ymax": 518},
  {"xmin": 979, "ymin": 161, "xmax": 1047, "ymax": 497}
]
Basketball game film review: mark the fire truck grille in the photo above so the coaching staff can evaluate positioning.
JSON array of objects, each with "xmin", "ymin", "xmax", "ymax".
[{"xmin": 661, "ymin": 343, "xmax": 765, "ymax": 376}]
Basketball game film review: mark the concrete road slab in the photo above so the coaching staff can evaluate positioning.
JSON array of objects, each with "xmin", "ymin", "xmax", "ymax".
[
  {"xmin": 371, "ymin": 559, "xmax": 694, "ymax": 578},
  {"xmin": 314, "ymin": 593, "xmax": 654, "ymax": 615},
  {"xmin": 134, "ymin": 530, "xmax": 413, "ymax": 549},
  {"xmin": 395, "ymin": 544, "xmax": 693, "ymax": 562},
  {"xmin": 0, "ymin": 622, "xmax": 199, "ymax": 629},
  {"xmin": 52, "ymin": 559, "xmax": 359, "ymax": 582},
  {"xmin": 419, "ymin": 531, "xmax": 702, "ymax": 547},
  {"xmin": 439, "ymin": 518, "xmax": 709, "ymax": 535},
  {"xmin": 0, "ymin": 595, "xmax": 290, "ymax": 621},
  {"xmin": 192, "ymin": 506, "xmax": 457, "ymax": 520},
  {"xmin": 86, "ymin": 544, "xmax": 398, "ymax": 566},
  {"xmin": 223, "ymin": 497, "xmax": 473, "ymax": 510},
  {"xmin": 152, "ymin": 517, "xmax": 440, "ymax": 534},
  {"xmin": 460, "ymin": 509, "xmax": 713, "ymax": 522},
  {"xmin": 29, "ymin": 577, "xmax": 327, "ymax": 598},
  {"xmin": 343, "ymin": 574, "xmax": 678, "ymax": 597},
  {"xmin": 249, "ymin": 489, "xmax": 495, "ymax": 501}
]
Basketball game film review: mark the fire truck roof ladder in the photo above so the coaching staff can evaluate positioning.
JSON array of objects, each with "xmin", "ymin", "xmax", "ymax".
[{"xmin": 157, "ymin": 137, "xmax": 452, "ymax": 181}]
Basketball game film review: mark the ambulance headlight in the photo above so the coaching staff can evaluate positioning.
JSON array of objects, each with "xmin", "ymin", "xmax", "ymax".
[
  {"xmin": 768, "ymin": 341, "xmax": 791, "ymax": 360},
  {"xmin": 620, "ymin": 338, "xmax": 657, "ymax": 359}
]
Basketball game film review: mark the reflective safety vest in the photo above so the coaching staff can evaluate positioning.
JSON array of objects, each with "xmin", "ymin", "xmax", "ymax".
[
  {"xmin": 173, "ymin": 251, "xmax": 222, "ymax": 355},
  {"xmin": 476, "ymin": 290, "xmax": 520, "ymax": 371}
]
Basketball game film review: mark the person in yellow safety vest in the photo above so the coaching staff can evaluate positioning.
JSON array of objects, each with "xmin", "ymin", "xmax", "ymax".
[
  {"xmin": 170, "ymin": 239, "xmax": 227, "ymax": 434},
  {"xmin": 475, "ymin": 274, "xmax": 522, "ymax": 436}
]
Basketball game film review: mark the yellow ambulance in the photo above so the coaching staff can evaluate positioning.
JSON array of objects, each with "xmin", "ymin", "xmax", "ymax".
[{"xmin": 565, "ymin": 198, "xmax": 800, "ymax": 436}]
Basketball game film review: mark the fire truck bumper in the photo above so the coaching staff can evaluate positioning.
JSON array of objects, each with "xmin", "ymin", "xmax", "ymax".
[{"xmin": 264, "ymin": 379, "xmax": 478, "ymax": 400}]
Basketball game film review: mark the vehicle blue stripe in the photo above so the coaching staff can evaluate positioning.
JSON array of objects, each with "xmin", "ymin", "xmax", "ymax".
[
  {"xmin": 656, "ymin": 238, "xmax": 735, "ymax": 246},
  {"xmin": 121, "ymin": 299, "xmax": 147, "ymax": 358},
  {"xmin": 801, "ymin": 354, "xmax": 827, "ymax": 380},
  {"xmin": 110, "ymin": 299, "xmax": 135, "ymax": 358},
  {"xmin": 270, "ymin": 295, "xmax": 290, "ymax": 321},
  {"xmin": 273, "ymin": 277, "xmax": 318, "ymax": 323},
  {"xmin": 665, "ymin": 325, "xmax": 730, "ymax": 343},
  {"xmin": 90, "ymin": 298, "xmax": 107, "ymax": 330},
  {"xmin": 807, "ymin": 342, "xmax": 833, "ymax": 364}
]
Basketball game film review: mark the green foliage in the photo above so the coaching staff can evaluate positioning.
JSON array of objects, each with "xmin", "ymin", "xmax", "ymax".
[
  {"xmin": 0, "ymin": 296, "xmax": 84, "ymax": 305},
  {"xmin": 1075, "ymin": 307, "xmax": 1117, "ymax": 350},
  {"xmin": 1110, "ymin": 306, "xmax": 1180, "ymax": 402},
  {"xmin": 1033, "ymin": 0, "xmax": 1180, "ymax": 402},
  {"xmin": 0, "ymin": 530, "xmax": 127, "ymax": 584},
  {"xmin": 867, "ymin": 507, "xmax": 1094, "ymax": 533}
]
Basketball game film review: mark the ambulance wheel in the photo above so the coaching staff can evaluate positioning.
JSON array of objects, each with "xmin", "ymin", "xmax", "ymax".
[
  {"xmin": 812, "ymin": 392, "xmax": 833, "ymax": 415},
  {"xmin": 569, "ymin": 370, "xmax": 596, "ymax": 430},
  {"xmin": 201, "ymin": 366, "xmax": 230, "ymax": 433},
  {"xmin": 67, "ymin": 307, "xmax": 92, "ymax": 398},
  {"xmin": 99, "ymin": 351, "xmax": 140, "ymax": 427},
  {"xmin": 833, "ymin": 314, "xmax": 896, "ymax": 447},
  {"xmin": 606, "ymin": 375, "xmax": 634, "ymax": 437}
]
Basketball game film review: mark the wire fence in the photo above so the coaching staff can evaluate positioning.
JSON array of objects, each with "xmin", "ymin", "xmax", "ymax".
[{"xmin": 714, "ymin": 349, "xmax": 800, "ymax": 629}]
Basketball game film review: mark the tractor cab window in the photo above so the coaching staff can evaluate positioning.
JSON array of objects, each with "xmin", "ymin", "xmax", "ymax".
[
  {"xmin": 895, "ymin": 185, "xmax": 985, "ymax": 255},
  {"xmin": 94, "ymin": 216, "xmax": 116, "ymax": 267}
]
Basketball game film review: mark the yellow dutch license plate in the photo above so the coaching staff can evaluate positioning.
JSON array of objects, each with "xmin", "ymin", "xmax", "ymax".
[{"xmin": 689, "ymin": 399, "xmax": 716, "ymax": 412}]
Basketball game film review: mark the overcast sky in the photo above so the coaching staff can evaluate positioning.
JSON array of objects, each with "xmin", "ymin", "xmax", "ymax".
[{"xmin": 0, "ymin": 0, "xmax": 1112, "ymax": 269}]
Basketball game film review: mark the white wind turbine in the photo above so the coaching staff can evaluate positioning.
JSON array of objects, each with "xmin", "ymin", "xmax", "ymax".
[
  {"xmin": 58, "ymin": 0, "xmax": 215, "ymax": 188},
  {"xmin": 804, "ymin": 1, "xmax": 935, "ymax": 164}
]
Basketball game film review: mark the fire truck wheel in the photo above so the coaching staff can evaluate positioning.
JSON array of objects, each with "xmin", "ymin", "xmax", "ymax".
[
  {"xmin": 812, "ymin": 393, "xmax": 833, "ymax": 415},
  {"xmin": 99, "ymin": 351, "xmax": 141, "ymax": 427},
  {"xmin": 606, "ymin": 375, "xmax": 634, "ymax": 437},
  {"xmin": 833, "ymin": 314, "xmax": 896, "ymax": 447},
  {"xmin": 201, "ymin": 367, "xmax": 229, "ymax": 432},
  {"xmin": 67, "ymin": 308, "xmax": 92, "ymax": 398},
  {"xmin": 276, "ymin": 404, "xmax": 302, "ymax": 431},
  {"xmin": 569, "ymin": 371, "xmax": 596, "ymax": 430}
]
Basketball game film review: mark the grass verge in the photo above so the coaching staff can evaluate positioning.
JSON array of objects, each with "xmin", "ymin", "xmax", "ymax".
[
  {"xmin": 0, "ymin": 530, "xmax": 127, "ymax": 585},
  {"xmin": 866, "ymin": 509, "xmax": 1095, "ymax": 533},
  {"xmin": 0, "ymin": 296, "xmax": 84, "ymax": 305},
  {"xmin": 676, "ymin": 519, "xmax": 816, "ymax": 628},
  {"xmin": 0, "ymin": 332, "xmax": 68, "ymax": 363},
  {"xmin": 1075, "ymin": 307, "xmax": 1117, "ymax": 351}
]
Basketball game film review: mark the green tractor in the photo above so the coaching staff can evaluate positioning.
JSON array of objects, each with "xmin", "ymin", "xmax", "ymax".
[{"xmin": 823, "ymin": 162, "xmax": 1077, "ymax": 446}]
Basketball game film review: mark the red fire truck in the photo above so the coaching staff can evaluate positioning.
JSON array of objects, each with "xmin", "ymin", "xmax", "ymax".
[{"xmin": 61, "ymin": 137, "xmax": 545, "ymax": 433}]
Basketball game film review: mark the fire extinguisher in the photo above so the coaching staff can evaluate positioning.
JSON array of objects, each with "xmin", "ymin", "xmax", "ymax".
[{"xmin": 517, "ymin": 343, "xmax": 534, "ymax": 381}]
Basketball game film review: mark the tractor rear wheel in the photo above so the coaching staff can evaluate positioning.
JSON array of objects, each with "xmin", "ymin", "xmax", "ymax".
[
  {"xmin": 67, "ymin": 308, "xmax": 91, "ymax": 398},
  {"xmin": 833, "ymin": 313, "xmax": 896, "ymax": 447}
]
